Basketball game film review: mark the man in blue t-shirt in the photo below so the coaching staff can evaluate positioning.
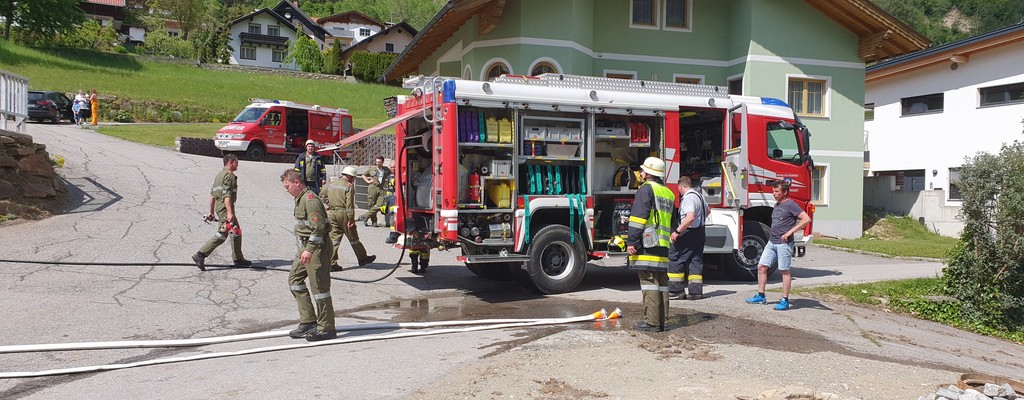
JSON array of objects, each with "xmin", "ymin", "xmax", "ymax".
[{"xmin": 745, "ymin": 181, "xmax": 811, "ymax": 310}]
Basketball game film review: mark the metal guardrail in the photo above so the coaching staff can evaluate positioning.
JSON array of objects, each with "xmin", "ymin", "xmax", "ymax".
[{"xmin": 1, "ymin": 69, "xmax": 29, "ymax": 134}]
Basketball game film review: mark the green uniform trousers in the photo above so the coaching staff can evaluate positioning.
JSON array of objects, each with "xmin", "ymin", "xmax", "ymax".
[
  {"xmin": 360, "ymin": 185, "xmax": 385, "ymax": 224},
  {"xmin": 198, "ymin": 209, "xmax": 243, "ymax": 260},
  {"xmin": 289, "ymin": 239, "xmax": 335, "ymax": 332},
  {"xmin": 637, "ymin": 271, "xmax": 669, "ymax": 327},
  {"xmin": 327, "ymin": 209, "xmax": 368, "ymax": 267}
]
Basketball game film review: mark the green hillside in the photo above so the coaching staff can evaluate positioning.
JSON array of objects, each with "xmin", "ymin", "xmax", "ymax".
[
  {"xmin": 0, "ymin": 41, "xmax": 405, "ymax": 128},
  {"xmin": 871, "ymin": 0, "xmax": 1024, "ymax": 44}
]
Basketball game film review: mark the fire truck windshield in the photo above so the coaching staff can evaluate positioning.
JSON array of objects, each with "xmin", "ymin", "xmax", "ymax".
[
  {"xmin": 232, "ymin": 107, "xmax": 268, "ymax": 123},
  {"xmin": 766, "ymin": 121, "xmax": 804, "ymax": 165}
]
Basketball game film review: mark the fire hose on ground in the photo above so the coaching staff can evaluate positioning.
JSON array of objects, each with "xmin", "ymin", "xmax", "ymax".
[{"xmin": 0, "ymin": 308, "xmax": 622, "ymax": 379}]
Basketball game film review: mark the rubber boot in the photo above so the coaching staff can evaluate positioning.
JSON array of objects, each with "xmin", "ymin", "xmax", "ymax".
[{"xmin": 409, "ymin": 253, "xmax": 419, "ymax": 273}]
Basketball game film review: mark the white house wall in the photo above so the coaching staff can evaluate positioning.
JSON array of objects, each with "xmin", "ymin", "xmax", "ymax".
[
  {"xmin": 361, "ymin": 28, "xmax": 413, "ymax": 54},
  {"xmin": 865, "ymin": 39, "xmax": 1024, "ymax": 236},
  {"xmin": 228, "ymin": 13, "xmax": 299, "ymax": 70},
  {"xmin": 320, "ymin": 22, "xmax": 378, "ymax": 45}
]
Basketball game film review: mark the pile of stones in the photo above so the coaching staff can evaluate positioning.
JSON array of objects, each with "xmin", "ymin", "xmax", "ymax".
[{"xmin": 919, "ymin": 383, "xmax": 1019, "ymax": 400}]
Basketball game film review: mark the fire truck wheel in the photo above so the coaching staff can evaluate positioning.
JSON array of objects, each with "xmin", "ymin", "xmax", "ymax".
[
  {"xmin": 723, "ymin": 221, "xmax": 778, "ymax": 281},
  {"xmin": 526, "ymin": 225, "xmax": 587, "ymax": 294},
  {"xmin": 244, "ymin": 143, "xmax": 266, "ymax": 161}
]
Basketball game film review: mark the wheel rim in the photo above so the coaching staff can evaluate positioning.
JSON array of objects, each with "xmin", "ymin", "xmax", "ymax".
[
  {"xmin": 735, "ymin": 236, "xmax": 765, "ymax": 268},
  {"xmin": 540, "ymin": 242, "xmax": 574, "ymax": 279}
]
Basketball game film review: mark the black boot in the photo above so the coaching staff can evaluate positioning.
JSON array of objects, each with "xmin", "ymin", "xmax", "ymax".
[
  {"xmin": 305, "ymin": 329, "xmax": 337, "ymax": 342},
  {"xmin": 385, "ymin": 232, "xmax": 400, "ymax": 244},
  {"xmin": 288, "ymin": 323, "xmax": 317, "ymax": 339},
  {"xmin": 419, "ymin": 259, "xmax": 429, "ymax": 273},
  {"xmin": 191, "ymin": 252, "xmax": 206, "ymax": 271},
  {"xmin": 409, "ymin": 254, "xmax": 419, "ymax": 273}
]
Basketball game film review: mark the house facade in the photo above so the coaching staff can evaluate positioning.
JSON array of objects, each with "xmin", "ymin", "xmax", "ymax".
[
  {"xmin": 317, "ymin": 10, "xmax": 386, "ymax": 48},
  {"xmin": 227, "ymin": 9, "xmax": 301, "ymax": 70},
  {"xmin": 864, "ymin": 22, "xmax": 1024, "ymax": 237},
  {"xmin": 384, "ymin": 0, "xmax": 928, "ymax": 238}
]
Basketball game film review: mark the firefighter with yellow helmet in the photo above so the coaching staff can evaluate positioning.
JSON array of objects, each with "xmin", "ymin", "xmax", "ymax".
[
  {"xmin": 626, "ymin": 156, "xmax": 676, "ymax": 332},
  {"xmin": 320, "ymin": 166, "xmax": 375, "ymax": 271}
]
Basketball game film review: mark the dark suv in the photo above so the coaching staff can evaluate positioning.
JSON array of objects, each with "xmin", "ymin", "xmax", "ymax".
[{"xmin": 28, "ymin": 90, "xmax": 74, "ymax": 123}]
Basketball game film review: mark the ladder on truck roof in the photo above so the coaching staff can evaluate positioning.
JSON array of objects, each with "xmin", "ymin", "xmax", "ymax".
[{"xmin": 491, "ymin": 73, "xmax": 732, "ymax": 100}]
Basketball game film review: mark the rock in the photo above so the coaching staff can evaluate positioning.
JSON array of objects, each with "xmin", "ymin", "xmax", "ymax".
[
  {"xmin": 0, "ymin": 153, "xmax": 18, "ymax": 169},
  {"xmin": 0, "ymin": 135, "xmax": 15, "ymax": 145},
  {"xmin": 986, "ymin": 384, "xmax": 1003, "ymax": 396},
  {"xmin": 7, "ymin": 146, "xmax": 35, "ymax": 156},
  {"xmin": 963, "ymin": 389, "xmax": 993, "ymax": 400},
  {"xmin": 0, "ymin": 179, "xmax": 14, "ymax": 199},
  {"xmin": 17, "ymin": 154, "xmax": 55, "ymax": 177},
  {"xmin": 22, "ymin": 178, "xmax": 56, "ymax": 197},
  {"xmin": 939, "ymin": 388, "xmax": 964, "ymax": 399},
  {"xmin": 0, "ymin": 129, "xmax": 34, "ymax": 145}
]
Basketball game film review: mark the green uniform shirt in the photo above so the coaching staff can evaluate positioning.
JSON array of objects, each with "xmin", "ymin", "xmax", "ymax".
[
  {"xmin": 304, "ymin": 154, "xmax": 316, "ymax": 182},
  {"xmin": 363, "ymin": 166, "xmax": 391, "ymax": 188},
  {"xmin": 319, "ymin": 179, "xmax": 355, "ymax": 217},
  {"xmin": 211, "ymin": 169, "xmax": 237, "ymax": 214},
  {"xmin": 293, "ymin": 188, "xmax": 328, "ymax": 253}
]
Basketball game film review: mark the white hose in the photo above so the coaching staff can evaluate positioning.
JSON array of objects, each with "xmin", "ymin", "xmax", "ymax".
[
  {"xmin": 0, "ymin": 315, "xmax": 605, "ymax": 354},
  {"xmin": 0, "ymin": 309, "xmax": 621, "ymax": 379}
]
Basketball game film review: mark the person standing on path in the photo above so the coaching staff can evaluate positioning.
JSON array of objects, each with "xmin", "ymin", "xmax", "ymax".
[
  {"xmin": 293, "ymin": 140, "xmax": 327, "ymax": 195},
  {"xmin": 192, "ymin": 154, "xmax": 251, "ymax": 271},
  {"xmin": 89, "ymin": 88, "xmax": 99, "ymax": 126},
  {"xmin": 745, "ymin": 180, "xmax": 811, "ymax": 311},
  {"xmin": 669, "ymin": 175, "xmax": 710, "ymax": 300},
  {"xmin": 79, "ymin": 89, "xmax": 91, "ymax": 125},
  {"xmin": 358, "ymin": 156, "xmax": 391, "ymax": 226},
  {"xmin": 319, "ymin": 166, "xmax": 376, "ymax": 272},
  {"xmin": 626, "ymin": 157, "xmax": 675, "ymax": 332},
  {"xmin": 281, "ymin": 169, "xmax": 336, "ymax": 342}
]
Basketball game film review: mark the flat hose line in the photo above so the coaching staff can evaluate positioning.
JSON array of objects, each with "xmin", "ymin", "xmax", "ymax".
[{"xmin": 0, "ymin": 309, "xmax": 621, "ymax": 379}]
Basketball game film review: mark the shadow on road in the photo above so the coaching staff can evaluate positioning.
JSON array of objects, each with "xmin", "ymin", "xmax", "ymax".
[{"xmin": 63, "ymin": 176, "xmax": 122, "ymax": 213}]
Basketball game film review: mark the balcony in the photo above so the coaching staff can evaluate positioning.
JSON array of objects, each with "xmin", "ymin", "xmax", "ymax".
[{"xmin": 239, "ymin": 32, "xmax": 288, "ymax": 46}]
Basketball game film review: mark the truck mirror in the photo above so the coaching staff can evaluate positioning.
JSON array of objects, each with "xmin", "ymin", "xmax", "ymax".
[{"xmin": 777, "ymin": 121, "xmax": 795, "ymax": 130}]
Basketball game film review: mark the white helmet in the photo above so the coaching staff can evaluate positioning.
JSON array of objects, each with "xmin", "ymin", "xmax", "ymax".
[
  {"xmin": 341, "ymin": 166, "xmax": 358, "ymax": 177},
  {"xmin": 640, "ymin": 157, "xmax": 665, "ymax": 178}
]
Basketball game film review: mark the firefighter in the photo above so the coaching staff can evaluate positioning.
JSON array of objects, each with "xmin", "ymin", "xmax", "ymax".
[
  {"xmin": 293, "ymin": 140, "xmax": 327, "ymax": 195},
  {"xmin": 192, "ymin": 153, "xmax": 251, "ymax": 271},
  {"xmin": 280, "ymin": 169, "xmax": 335, "ymax": 341},
  {"xmin": 358, "ymin": 156, "xmax": 391, "ymax": 226},
  {"xmin": 626, "ymin": 157, "xmax": 675, "ymax": 332},
  {"xmin": 320, "ymin": 166, "xmax": 376, "ymax": 271}
]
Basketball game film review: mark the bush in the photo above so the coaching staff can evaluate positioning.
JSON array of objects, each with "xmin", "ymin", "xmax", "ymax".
[
  {"xmin": 945, "ymin": 138, "xmax": 1024, "ymax": 330},
  {"xmin": 113, "ymin": 109, "xmax": 133, "ymax": 123},
  {"xmin": 349, "ymin": 52, "xmax": 399, "ymax": 83},
  {"xmin": 62, "ymin": 20, "xmax": 119, "ymax": 52}
]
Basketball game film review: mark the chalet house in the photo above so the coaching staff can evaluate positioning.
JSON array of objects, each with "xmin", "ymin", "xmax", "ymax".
[
  {"xmin": 864, "ymin": 22, "xmax": 1024, "ymax": 236},
  {"xmin": 227, "ymin": 8, "xmax": 302, "ymax": 70},
  {"xmin": 316, "ymin": 10, "xmax": 386, "ymax": 49},
  {"xmin": 383, "ymin": 0, "xmax": 929, "ymax": 238},
  {"xmin": 79, "ymin": 0, "xmax": 126, "ymax": 29}
]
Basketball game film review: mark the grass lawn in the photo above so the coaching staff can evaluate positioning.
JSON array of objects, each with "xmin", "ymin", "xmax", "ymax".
[
  {"xmin": 795, "ymin": 278, "xmax": 1024, "ymax": 343},
  {"xmin": 0, "ymin": 41, "xmax": 405, "ymax": 128},
  {"xmin": 97, "ymin": 123, "xmax": 222, "ymax": 147},
  {"xmin": 816, "ymin": 215, "xmax": 958, "ymax": 259}
]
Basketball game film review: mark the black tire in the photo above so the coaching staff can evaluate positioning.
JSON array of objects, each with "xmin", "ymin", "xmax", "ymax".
[
  {"xmin": 723, "ymin": 221, "xmax": 778, "ymax": 281},
  {"xmin": 526, "ymin": 225, "xmax": 587, "ymax": 294},
  {"xmin": 466, "ymin": 263, "xmax": 516, "ymax": 281},
  {"xmin": 245, "ymin": 142, "xmax": 266, "ymax": 161}
]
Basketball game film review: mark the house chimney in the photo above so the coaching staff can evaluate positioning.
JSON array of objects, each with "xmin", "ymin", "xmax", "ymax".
[{"xmin": 293, "ymin": 1, "xmax": 298, "ymax": 8}]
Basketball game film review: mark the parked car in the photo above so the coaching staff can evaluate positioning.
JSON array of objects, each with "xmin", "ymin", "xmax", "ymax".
[{"xmin": 27, "ymin": 90, "xmax": 74, "ymax": 123}]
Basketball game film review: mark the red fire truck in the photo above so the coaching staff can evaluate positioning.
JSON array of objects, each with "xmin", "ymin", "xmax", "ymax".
[
  {"xmin": 215, "ymin": 99, "xmax": 353, "ymax": 161},
  {"xmin": 344, "ymin": 74, "xmax": 815, "ymax": 294}
]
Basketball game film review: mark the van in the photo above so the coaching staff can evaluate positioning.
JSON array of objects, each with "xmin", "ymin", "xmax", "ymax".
[{"xmin": 215, "ymin": 99, "xmax": 353, "ymax": 161}]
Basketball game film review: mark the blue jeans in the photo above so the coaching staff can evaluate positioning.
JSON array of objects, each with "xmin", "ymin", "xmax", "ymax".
[{"xmin": 758, "ymin": 242, "xmax": 795, "ymax": 270}]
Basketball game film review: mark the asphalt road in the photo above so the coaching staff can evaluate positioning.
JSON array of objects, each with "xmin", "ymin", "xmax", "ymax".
[{"xmin": 1, "ymin": 123, "xmax": 1019, "ymax": 399}]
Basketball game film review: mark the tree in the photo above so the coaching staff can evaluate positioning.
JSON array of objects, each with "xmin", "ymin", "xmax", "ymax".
[
  {"xmin": 63, "ymin": 20, "xmax": 119, "ymax": 52},
  {"xmin": 285, "ymin": 35, "xmax": 324, "ymax": 73},
  {"xmin": 945, "ymin": 128, "xmax": 1024, "ymax": 331},
  {"xmin": 151, "ymin": 0, "xmax": 211, "ymax": 40},
  {"xmin": 1, "ymin": 0, "xmax": 84, "ymax": 41},
  {"xmin": 323, "ymin": 38, "xmax": 345, "ymax": 75}
]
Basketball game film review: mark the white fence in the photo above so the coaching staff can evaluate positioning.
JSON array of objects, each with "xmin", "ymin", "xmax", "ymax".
[{"xmin": 1, "ymin": 69, "xmax": 29, "ymax": 133}]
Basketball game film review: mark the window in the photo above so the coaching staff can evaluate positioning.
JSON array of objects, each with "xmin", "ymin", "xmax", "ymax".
[
  {"xmin": 788, "ymin": 77, "xmax": 826, "ymax": 117},
  {"xmin": 531, "ymin": 62, "xmax": 558, "ymax": 76},
  {"xmin": 385, "ymin": 43, "xmax": 394, "ymax": 52},
  {"xmin": 980, "ymin": 82, "xmax": 1024, "ymax": 107},
  {"xmin": 265, "ymin": 111, "xmax": 281, "ymax": 126},
  {"xmin": 727, "ymin": 77, "xmax": 742, "ymax": 95},
  {"xmin": 267, "ymin": 25, "xmax": 280, "ymax": 36},
  {"xmin": 359, "ymin": 28, "xmax": 371, "ymax": 36},
  {"xmin": 485, "ymin": 62, "xmax": 511, "ymax": 80},
  {"xmin": 766, "ymin": 121, "xmax": 802, "ymax": 165},
  {"xmin": 631, "ymin": 0, "xmax": 656, "ymax": 27},
  {"xmin": 864, "ymin": 103, "xmax": 874, "ymax": 121},
  {"xmin": 248, "ymin": 23, "xmax": 260, "ymax": 34},
  {"xmin": 605, "ymin": 71, "xmax": 636, "ymax": 80},
  {"xmin": 240, "ymin": 47, "xmax": 256, "ymax": 60},
  {"xmin": 674, "ymin": 75, "xmax": 701, "ymax": 84},
  {"xmin": 168, "ymin": 30, "xmax": 179, "ymax": 37},
  {"xmin": 811, "ymin": 165, "xmax": 828, "ymax": 205},
  {"xmin": 664, "ymin": 0, "xmax": 690, "ymax": 30},
  {"xmin": 901, "ymin": 93, "xmax": 943, "ymax": 116},
  {"xmin": 948, "ymin": 168, "xmax": 962, "ymax": 200},
  {"xmin": 272, "ymin": 49, "xmax": 286, "ymax": 62}
]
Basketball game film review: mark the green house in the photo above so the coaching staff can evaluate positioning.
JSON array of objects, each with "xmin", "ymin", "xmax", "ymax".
[{"xmin": 384, "ymin": 0, "xmax": 928, "ymax": 238}]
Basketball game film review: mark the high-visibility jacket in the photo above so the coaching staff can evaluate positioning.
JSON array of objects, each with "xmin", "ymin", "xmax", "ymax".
[{"xmin": 626, "ymin": 179, "xmax": 675, "ymax": 272}]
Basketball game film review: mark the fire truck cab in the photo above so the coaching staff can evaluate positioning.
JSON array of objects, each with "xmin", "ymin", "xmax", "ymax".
[
  {"xmin": 376, "ymin": 74, "xmax": 814, "ymax": 294},
  {"xmin": 215, "ymin": 99, "xmax": 353, "ymax": 161}
]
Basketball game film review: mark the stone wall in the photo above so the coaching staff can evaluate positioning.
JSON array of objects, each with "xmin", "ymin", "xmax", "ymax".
[
  {"xmin": 199, "ymin": 63, "xmax": 357, "ymax": 82},
  {"xmin": 0, "ymin": 129, "xmax": 64, "ymax": 219}
]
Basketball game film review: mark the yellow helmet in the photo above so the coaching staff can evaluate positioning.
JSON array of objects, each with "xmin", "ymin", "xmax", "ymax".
[{"xmin": 640, "ymin": 157, "xmax": 665, "ymax": 178}]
